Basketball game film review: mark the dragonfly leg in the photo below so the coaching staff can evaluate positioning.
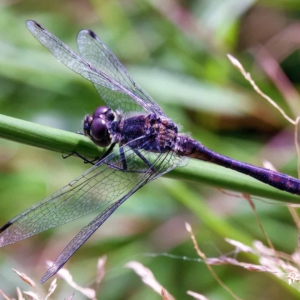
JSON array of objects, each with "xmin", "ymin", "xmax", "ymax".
[
  {"xmin": 130, "ymin": 147, "xmax": 155, "ymax": 172},
  {"xmin": 118, "ymin": 147, "xmax": 154, "ymax": 173},
  {"xmin": 120, "ymin": 146, "xmax": 128, "ymax": 170},
  {"xmin": 98, "ymin": 143, "xmax": 116, "ymax": 160},
  {"xmin": 62, "ymin": 152, "xmax": 73, "ymax": 159},
  {"xmin": 103, "ymin": 146, "xmax": 152, "ymax": 173},
  {"xmin": 62, "ymin": 143, "xmax": 116, "ymax": 165},
  {"xmin": 62, "ymin": 151, "xmax": 100, "ymax": 165},
  {"xmin": 103, "ymin": 146, "xmax": 128, "ymax": 171}
]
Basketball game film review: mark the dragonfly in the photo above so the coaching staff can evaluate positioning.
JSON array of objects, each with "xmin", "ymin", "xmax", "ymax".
[{"xmin": 1, "ymin": 20, "xmax": 300, "ymax": 284}]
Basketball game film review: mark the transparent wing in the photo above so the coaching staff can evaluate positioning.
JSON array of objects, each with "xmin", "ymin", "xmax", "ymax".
[
  {"xmin": 26, "ymin": 20, "xmax": 166, "ymax": 116},
  {"xmin": 76, "ymin": 29, "xmax": 165, "ymax": 115},
  {"xmin": 40, "ymin": 147, "xmax": 184, "ymax": 283},
  {"xmin": 0, "ymin": 138, "xmax": 184, "ymax": 281}
]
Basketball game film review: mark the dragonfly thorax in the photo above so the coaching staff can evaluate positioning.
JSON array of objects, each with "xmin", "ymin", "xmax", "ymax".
[
  {"xmin": 113, "ymin": 113, "xmax": 179, "ymax": 153},
  {"xmin": 83, "ymin": 105, "xmax": 115, "ymax": 147}
]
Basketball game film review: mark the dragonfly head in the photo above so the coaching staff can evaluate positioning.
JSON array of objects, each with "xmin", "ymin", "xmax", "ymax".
[{"xmin": 83, "ymin": 106, "xmax": 114, "ymax": 147}]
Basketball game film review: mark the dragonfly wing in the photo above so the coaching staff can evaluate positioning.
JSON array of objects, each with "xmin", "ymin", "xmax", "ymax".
[
  {"xmin": 0, "ymin": 140, "xmax": 173, "ymax": 246},
  {"xmin": 0, "ymin": 138, "xmax": 184, "ymax": 280},
  {"xmin": 76, "ymin": 29, "xmax": 166, "ymax": 116},
  {"xmin": 26, "ymin": 20, "xmax": 165, "ymax": 116},
  {"xmin": 41, "ymin": 147, "xmax": 184, "ymax": 282},
  {"xmin": 40, "ymin": 174, "xmax": 146, "ymax": 283},
  {"xmin": 0, "ymin": 146, "xmax": 133, "ymax": 246}
]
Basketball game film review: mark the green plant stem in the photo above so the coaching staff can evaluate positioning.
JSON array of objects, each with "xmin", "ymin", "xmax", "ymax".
[
  {"xmin": 0, "ymin": 113, "xmax": 299, "ymax": 203},
  {"xmin": 0, "ymin": 114, "xmax": 104, "ymax": 158}
]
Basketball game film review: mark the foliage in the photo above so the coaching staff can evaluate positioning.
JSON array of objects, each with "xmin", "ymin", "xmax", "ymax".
[{"xmin": 1, "ymin": 1, "xmax": 300, "ymax": 299}]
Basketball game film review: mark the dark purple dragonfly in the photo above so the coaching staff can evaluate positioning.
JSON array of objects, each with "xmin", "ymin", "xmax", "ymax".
[{"xmin": 1, "ymin": 20, "xmax": 300, "ymax": 283}]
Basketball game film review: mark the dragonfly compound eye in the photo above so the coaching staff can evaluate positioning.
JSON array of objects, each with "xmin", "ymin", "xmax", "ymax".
[
  {"xmin": 93, "ymin": 105, "xmax": 110, "ymax": 118},
  {"xmin": 83, "ymin": 115, "xmax": 93, "ymax": 137},
  {"xmin": 90, "ymin": 117, "xmax": 111, "ymax": 147}
]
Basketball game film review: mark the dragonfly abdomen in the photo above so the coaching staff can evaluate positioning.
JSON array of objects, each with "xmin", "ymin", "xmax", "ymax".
[{"xmin": 175, "ymin": 135, "xmax": 300, "ymax": 195}]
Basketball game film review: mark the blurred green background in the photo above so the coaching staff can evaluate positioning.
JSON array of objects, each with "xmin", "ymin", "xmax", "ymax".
[{"xmin": 1, "ymin": 0, "xmax": 300, "ymax": 299}]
